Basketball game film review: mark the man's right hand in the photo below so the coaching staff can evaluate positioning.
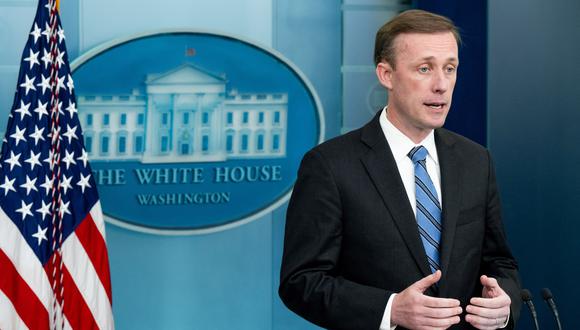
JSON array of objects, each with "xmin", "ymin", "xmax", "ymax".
[{"xmin": 391, "ymin": 270, "xmax": 462, "ymax": 330}]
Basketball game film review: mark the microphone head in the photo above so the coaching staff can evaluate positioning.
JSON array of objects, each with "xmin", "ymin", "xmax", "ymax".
[
  {"xmin": 541, "ymin": 288, "xmax": 553, "ymax": 300},
  {"xmin": 521, "ymin": 289, "xmax": 533, "ymax": 301}
]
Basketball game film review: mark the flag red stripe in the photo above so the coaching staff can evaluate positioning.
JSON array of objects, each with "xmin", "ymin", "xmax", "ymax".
[
  {"xmin": 44, "ymin": 254, "xmax": 100, "ymax": 330},
  {"xmin": 62, "ymin": 264, "xmax": 101, "ymax": 330},
  {"xmin": 0, "ymin": 249, "xmax": 49, "ymax": 330},
  {"xmin": 75, "ymin": 212, "xmax": 113, "ymax": 303}
]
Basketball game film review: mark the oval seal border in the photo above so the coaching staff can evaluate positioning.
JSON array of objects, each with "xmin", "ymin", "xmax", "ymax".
[{"xmin": 70, "ymin": 29, "xmax": 325, "ymax": 236}]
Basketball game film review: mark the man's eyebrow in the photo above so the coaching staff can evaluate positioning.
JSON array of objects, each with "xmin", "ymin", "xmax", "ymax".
[{"xmin": 419, "ymin": 56, "xmax": 459, "ymax": 63}]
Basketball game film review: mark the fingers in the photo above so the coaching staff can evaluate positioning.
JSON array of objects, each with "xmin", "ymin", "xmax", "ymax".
[
  {"xmin": 392, "ymin": 272, "xmax": 463, "ymax": 330},
  {"xmin": 470, "ymin": 293, "xmax": 511, "ymax": 309},
  {"xmin": 413, "ymin": 270, "xmax": 442, "ymax": 292},
  {"xmin": 466, "ymin": 303, "xmax": 509, "ymax": 319},
  {"xmin": 424, "ymin": 306, "xmax": 464, "ymax": 319},
  {"xmin": 480, "ymin": 275, "xmax": 501, "ymax": 295},
  {"xmin": 423, "ymin": 295, "xmax": 461, "ymax": 308},
  {"xmin": 469, "ymin": 297, "xmax": 510, "ymax": 309},
  {"xmin": 467, "ymin": 287, "xmax": 511, "ymax": 330},
  {"xmin": 415, "ymin": 314, "xmax": 462, "ymax": 329},
  {"xmin": 394, "ymin": 305, "xmax": 462, "ymax": 330},
  {"xmin": 480, "ymin": 275, "xmax": 510, "ymax": 301},
  {"xmin": 465, "ymin": 313, "xmax": 506, "ymax": 330},
  {"xmin": 480, "ymin": 275, "xmax": 498, "ymax": 288}
]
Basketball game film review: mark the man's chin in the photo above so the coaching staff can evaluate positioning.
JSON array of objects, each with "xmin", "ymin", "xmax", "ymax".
[
  {"xmin": 425, "ymin": 119, "xmax": 447, "ymax": 130},
  {"xmin": 428, "ymin": 114, "xmax": 449, "ymax": 129}
]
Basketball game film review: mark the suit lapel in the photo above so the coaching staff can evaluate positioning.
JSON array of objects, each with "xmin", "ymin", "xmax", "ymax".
[
  {"xmin": 434, "ymin": 129, "xmax": 462, "ymax": 296},
  {"xmin": 359, "ymin": 113, "xmax": 432, "ymax": 278}
]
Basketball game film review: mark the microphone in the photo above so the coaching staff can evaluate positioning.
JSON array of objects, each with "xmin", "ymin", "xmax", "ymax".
[
  {"xmin": 521, "ymin": 289, "xmax": 540, "ymax": 330},
  {"xmin": 541, "ymin": 288, "xmax": 562, "ymax": 330}
]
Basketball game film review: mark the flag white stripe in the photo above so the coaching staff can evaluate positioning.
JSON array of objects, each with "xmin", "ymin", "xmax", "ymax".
[
  {"xmin": 90, "ymin": 201, "xmax": 107, "ymax": 239},
  {"xmin": 0, "ymin": 207, "xmax": 52, "ymax": 311},
  {"xmin": 0, "ymin": 290, "xmax": 28, "ymax": 330},
  {"xmin": 64, "ymin": 313, "xmax": 73, "ymax": 330},
  {"xmin": 62, "ymin": 231, "xmax": 114, "ymax": 330}
]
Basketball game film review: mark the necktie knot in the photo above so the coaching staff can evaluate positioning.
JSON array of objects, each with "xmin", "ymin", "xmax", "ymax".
[{"xmin": 408, "ymin": 145, "xmax": 428, "ymax": 164}]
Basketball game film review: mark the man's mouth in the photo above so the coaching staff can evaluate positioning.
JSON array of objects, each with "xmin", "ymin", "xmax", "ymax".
[{"xmin": 424, "ymin": 102, "xmax": 446, "ymax": 110}]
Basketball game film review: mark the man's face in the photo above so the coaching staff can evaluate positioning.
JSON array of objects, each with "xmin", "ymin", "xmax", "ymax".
[{"xmin": 378, "ymin": 32, "xmax": 459, "ymax": 142}]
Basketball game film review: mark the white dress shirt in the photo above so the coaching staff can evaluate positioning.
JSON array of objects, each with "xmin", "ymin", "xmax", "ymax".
[{"xmin": 377, "ymin": 108, "xmax": 442, "ymax": 330}]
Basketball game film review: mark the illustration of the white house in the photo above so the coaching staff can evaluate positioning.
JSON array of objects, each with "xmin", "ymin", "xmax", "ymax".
[{"xmin": 78, "ymin": 63, "xmax": 288, "ymax": 163}]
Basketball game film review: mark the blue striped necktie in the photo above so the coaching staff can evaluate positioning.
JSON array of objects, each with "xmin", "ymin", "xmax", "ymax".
[{"xmin": 408, "ymin": 146, "xmax": 442, "ymax": 273}]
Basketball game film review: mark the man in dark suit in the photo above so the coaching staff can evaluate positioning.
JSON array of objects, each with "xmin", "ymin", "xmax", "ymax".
[{"xmin": 279, "ymin": 9, "xmax": 521, "ymax": 330}]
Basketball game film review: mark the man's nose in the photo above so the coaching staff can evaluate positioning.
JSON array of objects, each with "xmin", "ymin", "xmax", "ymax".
[{"xmin": 432, "ymin": 71, "xmax": 450, "ymax": 94}]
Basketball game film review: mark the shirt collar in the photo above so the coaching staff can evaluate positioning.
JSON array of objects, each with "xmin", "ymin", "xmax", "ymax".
[{"xmin": 378, "ymin": 107, "xmax": 439, "ymax": 165}]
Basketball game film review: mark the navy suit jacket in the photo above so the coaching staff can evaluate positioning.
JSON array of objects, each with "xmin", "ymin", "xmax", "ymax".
[{"xmin": 279, "ymin": 112, "xmax": 521, "ymax": 329}]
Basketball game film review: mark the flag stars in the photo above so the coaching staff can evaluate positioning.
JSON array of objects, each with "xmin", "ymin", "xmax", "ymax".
[
  {"xmin": 32, "ymin": 225, "xmax": 48, "ymax": 246},
  {"xmin": 57, "ymin": 27, "xmax": 66, "ymax": 43},
  {"xmin": 14, "ymin": 101, "xmax": 31, "ymax": 120},
  {"xmin": 19, "ymin": 75, "xmax": 36, "ymax": 95},
  {"xmin": 4, "ymin": 151, "xmax": 22, "ymax": 171},
  {"xmin": 66, "ymin": 74, "xmax": 75, "ymax": 92},
  {"xmin": 56, "ymin": 51, "xmax": 66, "ymax": 68},
  {"xmin": 77, "ymin": 173, "xmax": 92, "ymax": 193},
  {"xmin": 33, "ymin": 100, "xmax": 49, "ymax": 120},
  {"xmin": 37, "ymin": 74, "xmax": 51, "ymax": 95},
  {"xmin": 36, "ymin": 200, "xmax": 52, "ymax": 222},
  {"xmin": 7, "ymin": 2, "xmax": 100, "ymax": 253},
  {"xmin": 30, "ymin": 23, "xmax": 42, "ymax": 44},
  {"xmin": 40, "ymin": 175, "xmax": 54, "ymax": 196},
  {"xmin": 61, "ymin": 174, "xmax": 73, "ymax": 195},
  {"xmin": 77, "ymin": 149, "xmax": 89, "ymax": 168},
  {"xmin": 0, "ymin": 176, "xmax": 16, "ymax": 196},
  {"xmin": 20, "ymin": 175, "xmax": 38, "ymax": 196},
  {"xmin": 59, "ymin": 200, "xmax": 71, "ymax": 218},
  {"xmin": 56, "ymin": 74, "xmax": 66, "ymax": 92},
  {"xmin": 10, "ymin": 126, "xmax": 27, "ymax": 146},
  {"xmin": 43, "ymin": 149, "xmax": 55, "ymax": 170},
  {"xmin": 62, "ymin": 149, "xmax": 76, "ymax": 170},
  {"xmin": 41, "ymin": 22, "xmax": 52, "ymax": 43},
  {"xmin": 29, "ymin": 125, "xmax": 46, "ymax": 146},
  {"xmin": 25, "ymin": 150, "xmax": 42, "ymax": 170},
  {"xmin": 23, "ymin": 48, "xmax": 40, "ymax": 69},
  {"xmin": 16, "ymin": 200, "xmax": 34, "ymax": 220},
  {"xmin": 63, "ymin": 124, "xmax": 78, "ymax": 143},
  {"xmin": 41, "ymin": 48, "xmax": 52, "ymax": 69},
  {"xmin": 65, "ymin": 102, "xmax": 77, "ymax": 118},
  {"xmin": 49, "ymin": 126, "xmax": 59, "ymax": 140},
  {"xmin": 44, "ymin": 0, "xmax": 54, "ymax": 13},
  {"xmin": 56, "ymin": 100, "xmax": 65, "ymax": 116}
]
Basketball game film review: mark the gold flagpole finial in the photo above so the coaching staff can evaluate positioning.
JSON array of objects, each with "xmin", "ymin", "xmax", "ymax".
[{"xmin": 56, "ymin": 0, "xmax": 60, "ymax": 12}]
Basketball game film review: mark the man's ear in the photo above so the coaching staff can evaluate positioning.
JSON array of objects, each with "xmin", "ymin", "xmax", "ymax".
[{"xmin": 376, "ymin": 62, "xmax": 394, "ymax": 90}]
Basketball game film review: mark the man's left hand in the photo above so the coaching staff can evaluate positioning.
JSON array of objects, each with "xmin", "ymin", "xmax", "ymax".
[{"xmin": 465, "ymin": 275, "xmax": 511, "ymax": 330}]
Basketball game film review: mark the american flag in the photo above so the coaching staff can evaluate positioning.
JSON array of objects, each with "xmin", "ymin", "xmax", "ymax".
[{"xmin": 0, "ymin": 0, "xmax": 114, "ymax": 329}]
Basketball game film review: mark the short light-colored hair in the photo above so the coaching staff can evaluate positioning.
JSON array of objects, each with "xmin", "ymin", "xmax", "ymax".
[{"xmin": 374, "ymin": 9, "xmax": 461, "ymax": 67}]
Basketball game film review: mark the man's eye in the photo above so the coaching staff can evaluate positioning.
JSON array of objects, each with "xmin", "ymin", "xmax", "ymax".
[
  {"xmin": 446, "ymin": 66, "xmax": 456, "ymax": 73},
  {"xmin": 418, "ymin": 67, "xmax": 429, "ymax": 73}
]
